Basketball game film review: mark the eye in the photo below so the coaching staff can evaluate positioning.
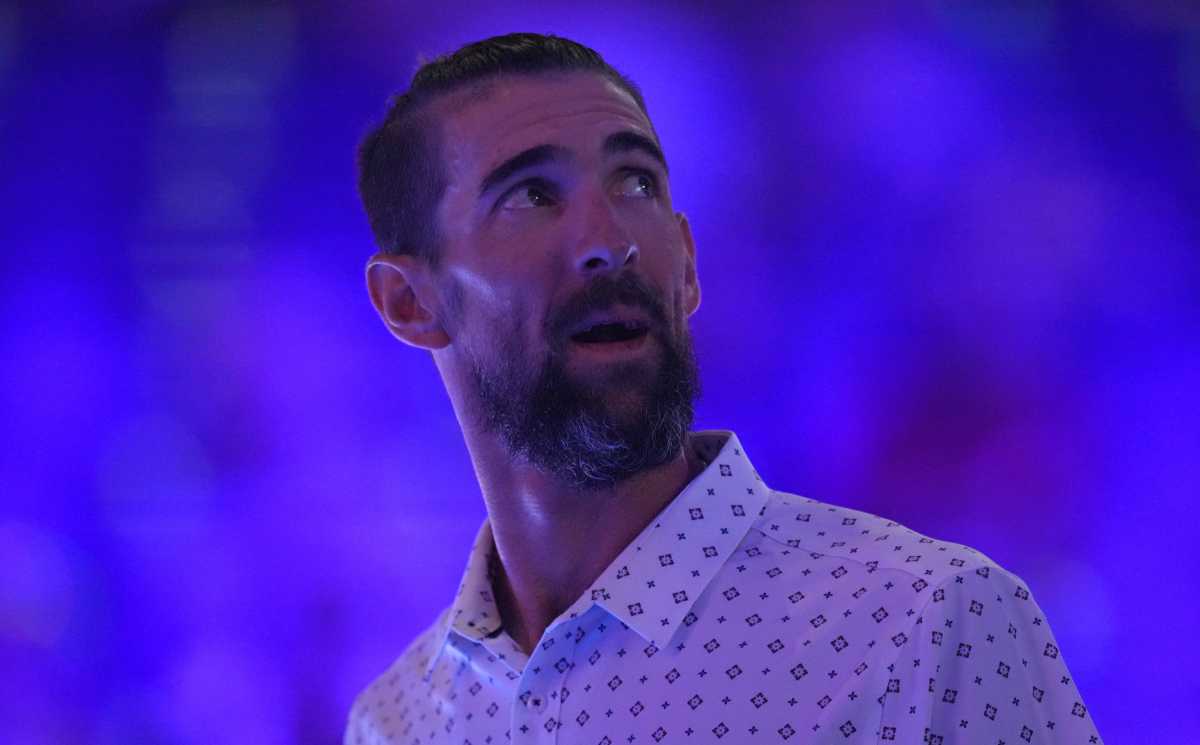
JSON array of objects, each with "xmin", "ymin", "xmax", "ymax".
[
  {"xmin": 618, "ymin": 171, "xmax": 657, "ymax": 199},
  {"xmin": 501, "ymin": 181, "xmax": 556, "ymax": 210}
]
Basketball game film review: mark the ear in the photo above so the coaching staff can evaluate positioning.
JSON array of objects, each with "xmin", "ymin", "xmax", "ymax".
[
  {"xmin": 677, "ymin": 211, "xmax": 701, "ymax": 316},
  {"xmin": 365, "ymin": 252, "xmax": 451, "ymax": 350}
]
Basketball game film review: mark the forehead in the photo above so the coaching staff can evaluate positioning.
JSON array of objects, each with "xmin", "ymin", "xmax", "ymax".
[{"xmin": 429, "ymin": 72, "xmax": 657, "ymax": 180}]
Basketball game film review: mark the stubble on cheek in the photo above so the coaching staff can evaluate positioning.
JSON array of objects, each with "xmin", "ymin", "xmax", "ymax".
[{"xmin": 463, "ymin": 296, "xmax": 542, "ymax": 404}]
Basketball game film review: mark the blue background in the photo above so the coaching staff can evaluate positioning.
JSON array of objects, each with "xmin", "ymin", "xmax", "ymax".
[{"xmin": 3, "ymin": 1, "xmax": 1197, "ymax": 742}]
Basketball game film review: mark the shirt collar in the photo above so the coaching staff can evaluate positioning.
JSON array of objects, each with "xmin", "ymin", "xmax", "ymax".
[
  {"xmin": 423, "ymin": 519, "xmax": 505, "ymax": 677},
  {"xmin": 426, "ymin": 430, "xmax": 768, "ymax": 675},
  {"xmin": 579, "ymin": 430, "xmax": 769, "ymax": 648}
]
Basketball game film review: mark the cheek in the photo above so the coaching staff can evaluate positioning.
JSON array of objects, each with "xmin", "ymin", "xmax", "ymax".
[
  {"xmin": 458, "ymin": 291, "xmax": 542, "ymax": 367},
  {"xmin": 445, "ymin": 263, "xmax": 507, "ymax": 312},
  {"xmin": 670, "ymin": 289, "xmax": 690, "ymax": 340},
  {"xmin": 636, "ymin": 227, "xmax": 691, "ymax": 311}
]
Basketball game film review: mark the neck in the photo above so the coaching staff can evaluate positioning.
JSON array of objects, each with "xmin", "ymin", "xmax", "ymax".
[{"xmin": 464, "ymin": 429, "xmax": 704, "ymax": 655}]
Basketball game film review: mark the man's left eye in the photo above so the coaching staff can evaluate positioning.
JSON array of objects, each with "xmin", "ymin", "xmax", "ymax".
[{"xmin": 618, "ymin": 172, "xmax": 657, "ymax": 199}]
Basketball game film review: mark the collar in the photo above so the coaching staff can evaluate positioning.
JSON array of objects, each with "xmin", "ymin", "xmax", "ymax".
[
  {"xmin": 576, "ymin": 430, "xmax": 769, "ymax": 648},
  {"xmin": 425, "ymin": 430, "xmax": 769, "ymax": 675},
  {"xmin": 422, "ymin": 519, "xmax": 504, "ymax": 678}
]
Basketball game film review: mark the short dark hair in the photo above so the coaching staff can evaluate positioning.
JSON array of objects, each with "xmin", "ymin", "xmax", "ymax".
[{"xmin": 356, "ymin": 33, "xmax": 652, "ymax": 266}]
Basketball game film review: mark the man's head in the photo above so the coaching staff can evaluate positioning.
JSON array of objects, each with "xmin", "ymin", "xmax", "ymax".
[
  {"xmin": 360, "ymin": 33, "xmax": 702, "ymax": 489},
  {"xmin": 357, "ymin": 33, "xmax": 652, "ymax": 266}
]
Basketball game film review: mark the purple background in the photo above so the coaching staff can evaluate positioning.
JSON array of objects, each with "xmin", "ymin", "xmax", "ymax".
[{"xmin": 3, "ymin": 1, "xmax": 1198, "ymax": 742}]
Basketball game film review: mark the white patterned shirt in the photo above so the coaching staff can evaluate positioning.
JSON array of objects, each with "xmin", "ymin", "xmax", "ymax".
[{"xmin": 346, "ymin": 430, "xmax": 1103, "ymax": 745}]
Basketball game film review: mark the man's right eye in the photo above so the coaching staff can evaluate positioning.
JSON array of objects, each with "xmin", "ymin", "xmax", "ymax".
[{"xmin": 501, "ymin": 182, "xmax": 555, "ymax": 210}]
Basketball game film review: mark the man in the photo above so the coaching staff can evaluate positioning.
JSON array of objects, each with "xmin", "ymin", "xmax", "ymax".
[{"xmin": 347, "ymin": 33, "xmax": 1102, "ymax": 745}]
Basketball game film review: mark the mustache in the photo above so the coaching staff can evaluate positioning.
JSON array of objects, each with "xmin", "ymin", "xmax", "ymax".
[{"xmin": 547, "ymin": 272, "xmax": 669, "ymax": 342}]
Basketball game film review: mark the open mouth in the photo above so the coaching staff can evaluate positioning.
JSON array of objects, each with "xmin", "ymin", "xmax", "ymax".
[{"xmin": 569, "ymin": 320, "xmax": 649, "ymax": 344}]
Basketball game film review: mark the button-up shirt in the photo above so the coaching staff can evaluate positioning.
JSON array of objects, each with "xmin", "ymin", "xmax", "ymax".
[{"xmin": 346, "ymin": 431, "xmax": 1103, "ymax": 744}]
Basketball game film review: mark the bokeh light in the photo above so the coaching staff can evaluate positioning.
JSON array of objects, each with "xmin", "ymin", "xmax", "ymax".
[{"xmin": 4, "ymin": 2, "xmax": 1197, "ymax": 743}]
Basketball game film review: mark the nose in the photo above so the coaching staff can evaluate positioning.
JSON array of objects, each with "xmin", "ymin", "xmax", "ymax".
[
  {"xmin": 571, "ymin": 195, "xmax": 639, "ymax": 276},
  {"xmin": 576, "ymin": 241, "xmax": 639, "ymax": 275}
]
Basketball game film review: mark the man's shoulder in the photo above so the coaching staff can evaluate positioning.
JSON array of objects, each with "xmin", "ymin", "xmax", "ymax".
[
  {"xmin": 344, "ymin": 607, "xmax": 451, "ymax": 744},
  {"xmin": 751, "ymin": 488, "xmax": 1002, "ymax": 586}
]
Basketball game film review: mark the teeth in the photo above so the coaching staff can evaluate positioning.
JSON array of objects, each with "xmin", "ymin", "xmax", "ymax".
[{"xmin": 577, "ymin": 319, "xmax": 642, "ymax": 334}]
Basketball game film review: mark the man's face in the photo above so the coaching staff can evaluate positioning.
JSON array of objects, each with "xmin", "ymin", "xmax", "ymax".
[{"xmin": 427, "ymin": 72, "xmax": 701, "ymax": 488}]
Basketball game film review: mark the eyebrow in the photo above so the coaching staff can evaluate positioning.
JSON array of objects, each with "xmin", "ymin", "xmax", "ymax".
[
  {"xmin": 478, "ymin": 144, "xmax": 572, "ymax": 198},
  {"xmin": 476, "ymin": 130, "xmax": 669, "ymax": 200},
  {"xmin": 603, "ymin": 130, "xmax": 669, "ymax": 173}
]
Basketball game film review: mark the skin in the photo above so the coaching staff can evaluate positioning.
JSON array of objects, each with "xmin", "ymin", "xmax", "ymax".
[{"xmin": 365, "ymin": 72, "xmax": 703, "ymax": 655}]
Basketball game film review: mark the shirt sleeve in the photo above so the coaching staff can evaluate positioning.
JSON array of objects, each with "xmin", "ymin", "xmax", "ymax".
[
  {"xmin": 344, "ymin": 689, "xmax": 389, "ymax": 745},
  {"xmin": 876, "ymin": 566, "xmax": 1104, "ymax": 744},
  {"xmin": 343, "ymin": 694, "xmax": 369, "ymax": 745}
]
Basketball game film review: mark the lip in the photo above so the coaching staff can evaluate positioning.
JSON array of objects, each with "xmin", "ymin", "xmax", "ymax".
[
  {"xmin": 565, "ymin": 305, "xmax": 652, "ymax": 339},
  {"xmin": 568, "ymin": 330, "xmax": 652, "ymax": 360}
]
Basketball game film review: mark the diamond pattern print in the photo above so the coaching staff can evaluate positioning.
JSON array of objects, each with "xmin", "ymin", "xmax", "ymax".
[{"xmin": 345, "ymin": 431, "xmax": 1103, "ymax": 744}]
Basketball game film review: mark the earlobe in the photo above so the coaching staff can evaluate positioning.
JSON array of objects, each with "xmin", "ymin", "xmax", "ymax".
[
  {"xmin": 365, "ymin": 252, "xmax": 451, "ymax": 350},
  {"xmin": 677, "ymin": 212, "xmax": 701, "ymax": 316}
]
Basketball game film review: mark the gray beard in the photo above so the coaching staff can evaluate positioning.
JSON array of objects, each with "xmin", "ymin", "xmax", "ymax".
[{"xmin": 469, "ymin": 324, "xmax": 700, "ymax": 490}]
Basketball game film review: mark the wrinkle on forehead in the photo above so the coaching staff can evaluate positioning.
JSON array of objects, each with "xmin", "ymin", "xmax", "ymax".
[
  {"xmin": 434, "ymin": 73, "xmax": 657, "ymax": 172},
  {"xmin": 433, "ymin": 71, "xmax": 646, "ymax": 123}
]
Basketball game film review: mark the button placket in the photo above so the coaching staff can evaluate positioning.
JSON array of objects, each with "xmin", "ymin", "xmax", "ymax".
[{"xmin": 515, "ymin": 621, "xmax": 581, "ymax": 743}]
